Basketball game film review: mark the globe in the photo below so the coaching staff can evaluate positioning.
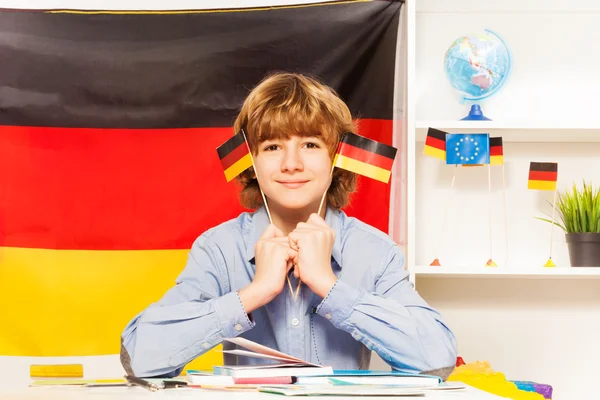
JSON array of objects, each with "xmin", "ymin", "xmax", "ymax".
[{"xmin": 444, "ymin": 29, "xmax": 511, "ymax": 107}]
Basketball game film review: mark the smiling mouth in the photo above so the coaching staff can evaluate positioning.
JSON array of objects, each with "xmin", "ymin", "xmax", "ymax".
[{"xmin": 277, "ymin": 180, "xmax": 309, "ymax": 189}]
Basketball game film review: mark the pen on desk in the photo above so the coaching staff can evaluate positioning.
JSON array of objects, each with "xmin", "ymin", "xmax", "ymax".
[{"xmin": 124, "ymin": 374, "xmax": 162, "ymax": 392}]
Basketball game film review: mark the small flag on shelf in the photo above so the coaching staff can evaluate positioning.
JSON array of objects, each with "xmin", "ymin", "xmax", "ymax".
[
  {"xmin": 445, "ymin": 133, "xmax": 490, "ymax": 165},
  {"xmin": 527, "ymin": 162, "xmax": 558, "ymax": 191},
  {"xmin": 489, "ymin": 137, "xmax": 504, "ymax": 165},
  {"xmin": 423, "ymin": 128, "xmax": 447, "ymax": 160},
  {"xmin": 216, "ymin": 130, "xmax": 253, "ymax": 182},
  {"xmin": 527, "ymin": 161, "xmax": 560, "ymax": 268},
  {"xmin": 333, "ymin": 132, "xmax": 397, "ymax": 184}
]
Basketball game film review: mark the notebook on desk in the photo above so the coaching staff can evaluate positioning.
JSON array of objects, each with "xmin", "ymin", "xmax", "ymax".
[{"xmin": 295, "ymin": 370, "xmax": 442, "ymax": 386}]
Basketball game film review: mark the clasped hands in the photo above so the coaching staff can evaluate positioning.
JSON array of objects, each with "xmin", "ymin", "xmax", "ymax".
[{"xmin": 239, "ymin": 214, "xmax": 338, "ymax": 314}]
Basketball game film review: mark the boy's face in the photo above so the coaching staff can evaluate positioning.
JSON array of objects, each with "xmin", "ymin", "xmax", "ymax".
[{"xmin": 253, "ymin": 135, "xmax": 333, "ymax": 212}]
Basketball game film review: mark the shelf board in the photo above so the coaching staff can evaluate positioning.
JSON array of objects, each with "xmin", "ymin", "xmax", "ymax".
[
  {"xmin": 411, "ymin": 265, "xmax": 600, "ymax": 279},
  {"xmin": 415, "ymin": 120, "xmax": 600, "ymax": 142}
]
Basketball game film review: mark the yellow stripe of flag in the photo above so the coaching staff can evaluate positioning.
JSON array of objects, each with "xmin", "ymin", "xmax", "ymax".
[
  {"xmin": 0, "ymin": 247, "xmax": 222, "ymax": 370},
  {"xmin": 490, "ymin": 155, "xmax": 504, "ymax": 165},
  {"xmin": 224, "ymin": 153, "xmax": 253, "ymax": 182},
  {"xmin": 333, "ymin": 154, "xmax": 391, "ymax": 183},
  {"xmin": 423, "ymin": 146, "xmax": 445, "ymax": 161},
  {"xmin": 527, "ymin": 180, "xmax": 557, "ymax": 191}
]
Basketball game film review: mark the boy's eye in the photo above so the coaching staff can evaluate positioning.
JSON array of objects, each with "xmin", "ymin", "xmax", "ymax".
[
  {"xmin": 263, "ymin": 144, "xmax": 279, "ymax": 151},
  {"xmin": 304, "ymin": 142, "xmax": 320, "ymax": 149}
]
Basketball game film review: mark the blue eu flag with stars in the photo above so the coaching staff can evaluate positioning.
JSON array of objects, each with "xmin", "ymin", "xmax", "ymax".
[{"xmin": 445, "ymin": 133, "xmax": 490, "ymax": 165}]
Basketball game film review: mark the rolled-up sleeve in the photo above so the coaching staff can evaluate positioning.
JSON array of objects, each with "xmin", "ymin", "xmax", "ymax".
[{"xmin": 120, "ymin": 234, "xmax": 255, "ymax": 378}]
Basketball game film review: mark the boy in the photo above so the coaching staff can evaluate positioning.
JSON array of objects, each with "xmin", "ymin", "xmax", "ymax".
[{"xmin": 120, "ymin": 72, "xmax": 457, "ymax": 379}]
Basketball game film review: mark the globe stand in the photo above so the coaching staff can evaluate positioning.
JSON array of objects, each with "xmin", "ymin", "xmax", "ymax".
[{"xmin": 460, "ymin": 104, "xmax": 491, "ymax": 121}]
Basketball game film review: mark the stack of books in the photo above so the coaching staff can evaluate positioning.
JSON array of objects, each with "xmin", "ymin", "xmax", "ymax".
[
  {"xmin": 185, "ymin": 337, "xmax": 466, "ymax": 396},
  {"xmin": 187, "ymin": 337, "xmax": 333, "ymax": 386}
]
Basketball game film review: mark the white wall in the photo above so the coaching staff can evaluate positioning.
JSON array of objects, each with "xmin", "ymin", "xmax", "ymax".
[{"xmin": 414, "ymin": 1, "xmax": 600, "ymax": 399}]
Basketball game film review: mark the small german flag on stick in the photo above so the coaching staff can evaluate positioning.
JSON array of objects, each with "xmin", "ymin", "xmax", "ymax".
[
  {"xmin": 528, "ymin": 162, "xmax": 559, "ymax": 267},
  {"xmin": 492, "ymin": 137, "xmax": 509, "ymax": 265},
  {"xmin": 423, "ymin": 128, "xmax": 449, "ymax": 266},
  {"xmin": 424, "ymin": 128, "xmax": 447, "ymax": 160},
  {"xmin": 489, "ymin": 137, "xmax": 504, "ymax": 165},
  {"xmin": 314, "ymin": 132, "xmax": 397, "ymax": 299},
  {"xmin": 217, "ymin": 131, "xmax": 298, "ymax": 294},
  {"xmin": 216, "ymin": 130, "xmax": 253, "ymax": 183},
  {"xmin": 485, "ymin": 137, "xmax": 504, "ymax": 267},
  {"xmin": 333, "ymin": 132, "xmax": 397, "ymax": 183},
  {"xmin": 317, "ymin": 132, "xmax": 397, "ymax": 217},
  {"xmin": 528, "ymin": 162, "xmax": 558, "ymax": 191}
]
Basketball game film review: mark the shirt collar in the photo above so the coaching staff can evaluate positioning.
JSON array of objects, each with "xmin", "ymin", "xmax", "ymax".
[{"xmin": 245, "ymin": 206, "xmax": 343, "ymax": 268}]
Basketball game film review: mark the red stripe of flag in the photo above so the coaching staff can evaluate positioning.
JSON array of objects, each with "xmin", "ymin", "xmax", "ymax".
[
  {"xmin": 1, "ymin": 119, "xmax": 393, "ymax": 250},
  {"xmin": 0, "ymin": 125, "xmax": 243, "ymax": 251},
  {"xmin": 529, "ymin": 170, "xmax": 558, "ymax": 182},
  {"xmin": 337, "ymin": 142, "xmax": 394, "ymax": 170},
  {"xmin": 220, "ymin": 141, "xmax": 249, "ymax": 170},
  {"xmin": 425, "ymin": 136, "xmax": 445, "ymax": 150},
  {"xmin": 490, "ymin": 146, "xmax": 503, "ymax": 156}
]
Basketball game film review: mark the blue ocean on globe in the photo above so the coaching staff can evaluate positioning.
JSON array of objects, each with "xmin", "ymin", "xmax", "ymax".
[{"xmin": 444, "ymin": 29, "xmax": 511, "ymax": 103}]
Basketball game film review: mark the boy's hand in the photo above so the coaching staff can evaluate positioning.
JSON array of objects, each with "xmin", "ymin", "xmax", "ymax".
[
  {"xmin": 288, "ymin": 213, "xmax": 338, "ymax": 298},
  {"xmin": 239, "ymin": 224, "xmax": 297, "ymax": 313}
]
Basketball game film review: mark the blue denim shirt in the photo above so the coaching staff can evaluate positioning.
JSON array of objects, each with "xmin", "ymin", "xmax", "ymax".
[{"xmin": 120, "ymin": 206, "xmax": 457, "ymax": 378}]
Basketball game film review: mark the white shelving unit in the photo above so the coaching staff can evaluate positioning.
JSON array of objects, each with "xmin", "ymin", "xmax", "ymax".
[{"xmin": 406, "ymin": 2, "xmax": 600, "ymax": 399}]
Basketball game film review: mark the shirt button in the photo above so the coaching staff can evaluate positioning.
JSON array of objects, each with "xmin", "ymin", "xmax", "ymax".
[
  {"xmin": 352, "ymin": 332, "xmax": 361, "ymax": 340},
  {"xmin": 201, "ymin": 342, "xmax": 210, "ymax": 349},
  {"xmin": 291, "ymin": 318, "xmax": 299, "ymax": 326},
  {"xmin": 325, "ymin": 313, "xmax": 332, "ymax": 320},
  {"xmin": 234, "ymin": 323, "xmax": 242, "ymax": 331}
]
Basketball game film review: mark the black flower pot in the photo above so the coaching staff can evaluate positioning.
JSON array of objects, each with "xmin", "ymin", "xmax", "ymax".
[{"xmin": 566, "ymin": 233, "xmax": 600, "ymax": 267}]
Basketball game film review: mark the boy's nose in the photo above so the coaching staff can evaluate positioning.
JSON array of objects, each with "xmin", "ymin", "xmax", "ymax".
[{"xmin": 280, "ymin": 149, "xmax": 304, "ymax": 172}]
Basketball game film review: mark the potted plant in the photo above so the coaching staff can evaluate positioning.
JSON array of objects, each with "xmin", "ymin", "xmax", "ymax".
[{"xmin": 538, "ymin": 181, "xmax": 600, "ymax": 267}]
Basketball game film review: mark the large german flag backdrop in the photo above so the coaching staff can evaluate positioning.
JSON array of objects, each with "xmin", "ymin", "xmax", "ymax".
[{"xmin": 0, "ymin": 0, "xmax": 403, "ymax": 366}]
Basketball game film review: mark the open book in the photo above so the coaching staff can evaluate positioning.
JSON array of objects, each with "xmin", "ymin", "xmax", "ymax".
[{"xmin": 213, "ymin": 337, "xmax": 333, "ymax": 378}]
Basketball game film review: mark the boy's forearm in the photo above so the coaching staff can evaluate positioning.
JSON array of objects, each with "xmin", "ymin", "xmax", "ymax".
[
  {"xmin": 121, "ymin": 292, "xmax": 255, "ymax": 377},
  {"xmin": 315, "ymin": 279, "xmax": 457, "ymax": 376}
]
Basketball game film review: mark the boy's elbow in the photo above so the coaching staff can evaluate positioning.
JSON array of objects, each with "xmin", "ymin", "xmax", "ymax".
[
  {"xmin": 422, "ymin": 334, "xmax": 458, "ymax": 381},
  {"xmin": 119, "ymin": 338, "xmax": 158, "ymax": 378},
  {"xmin": 121, "ymin": 343, "xmax": 182, "ymax": 378},
  {"xmin": 120, "ymin": 339, "xmax": 137, "ymax": 376}
]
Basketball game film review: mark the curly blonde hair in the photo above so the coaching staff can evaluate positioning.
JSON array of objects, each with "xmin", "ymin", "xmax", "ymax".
[{"xmin": 233, "ymin": 72, "xmax": 357, "ymax": 210}]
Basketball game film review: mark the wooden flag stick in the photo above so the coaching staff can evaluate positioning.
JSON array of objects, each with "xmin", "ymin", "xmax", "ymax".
[
  {"xmin": 318, "ymin": 163, "xmax": 336, "ymax": 217},
  {"xmin": 430, "ymin": 165, "xmax": 458, "ymax": 266},
  {"xmin": 485, "ymin": 164, "xmax": 497, "ymax": 267},
  {"xmin": 242, "ymin": 130, "xmax": 273, "ymax": 224},
  {"xmin": 488, "ymin": 164, "xmax": 492, "ymax": 258},
  {"xmin": 501, "ymin": 163, "xmax": 509, "ymax": 265},
  {"xmin": 295, "ymin": 162, "xmax": 337, "ymax": 301},
  {"xmin": 546, "ymin": 189, "xmax": 558, "ymax": 267},
  {"xmin": 243, "ymin": 130, "xmax": 296, "ymax": 298}
]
